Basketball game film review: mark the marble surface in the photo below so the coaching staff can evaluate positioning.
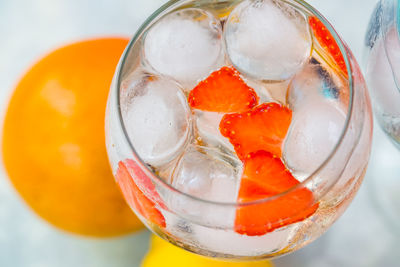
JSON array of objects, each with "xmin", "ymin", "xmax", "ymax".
[{"xmin": 1, "ymin": 0, "xmax": 399, "ymax": 266}]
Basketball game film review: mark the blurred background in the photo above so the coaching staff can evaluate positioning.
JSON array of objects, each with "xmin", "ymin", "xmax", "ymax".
[{"xmin": 1, "ymin": 0, "xmax": 400, "ymax": 266}]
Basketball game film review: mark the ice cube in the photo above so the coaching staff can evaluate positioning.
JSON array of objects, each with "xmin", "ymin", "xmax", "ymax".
[
  {"xmin": 169, "ymin": 145, "xmax": 241, "ymax": 227},
  {"xmin": 283, "ymin": 99, "xmax": 346, "ymax": 178},
  {"xmin": 224, "ymin": 0, "xmax": 312, "ymax": 81},
  {"xmin": 194, "ymin": 110, "xmax": 235, "ymax": 153},
  {"xmin": 172, "ymin": 145, "xmax": 240, "ymax": 202},
  {"xmin": 143, "ymin": 8, "xmax": 223, "ymax": 89},
  {"xmin": 121, "ymin": 73, "xmax": 191, "ymax": 167},
  {"xmin": 284, "ymin": 60, "xmax": 348, "ymax": 177},
  {"xmin": 287, "ymin": 60, "xmax": 346, "ymax": 110}
]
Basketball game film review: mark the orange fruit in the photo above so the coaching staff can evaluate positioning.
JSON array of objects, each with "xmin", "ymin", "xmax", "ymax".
[{"xmin": 2, "ymin": 38, "xmax": 144, "ymax": 237}]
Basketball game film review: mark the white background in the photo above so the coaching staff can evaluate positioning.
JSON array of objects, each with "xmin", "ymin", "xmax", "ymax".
[{"xmin": 1, "ymin": 0, "xmax": 399, "ymax": 266}]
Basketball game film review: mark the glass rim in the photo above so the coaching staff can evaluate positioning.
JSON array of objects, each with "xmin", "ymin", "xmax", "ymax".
[{"xmin": 114, "ymin": 0, "xmax": 355, "ymax": 207}]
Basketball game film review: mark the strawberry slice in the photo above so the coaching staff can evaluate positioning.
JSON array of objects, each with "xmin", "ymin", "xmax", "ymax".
[
  {"xmin": 188, "ymin": 66, "xmax": 259, "ymax": 113},
  {"xmin": 219, "ymin": 102, "xmax": 292, "ymax": 159},
  {"xmin": 116, "ymin": 159, "xmax": 166, "ymax": 228},
  {"xmin": 235, "ymin": 151, "xmax": 319, "ymax": 236},
  {"xmin": 309, "ymin": 16, "xmax": 347, "ymax": 75}
]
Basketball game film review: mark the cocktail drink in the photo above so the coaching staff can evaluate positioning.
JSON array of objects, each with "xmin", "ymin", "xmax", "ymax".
[
  {"xmin": 365, "ymin": 0, "xmax": 400, "ymax": 147},
  {"xmin": 106, "ymin": 0, "xmax": 373, "ymax": 260}
]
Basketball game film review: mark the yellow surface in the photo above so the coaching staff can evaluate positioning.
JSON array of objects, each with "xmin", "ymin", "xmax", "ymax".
[
  {"xmin": 142, "ymin": 235, "xmax": 274, "ymax": 267},
  {"xmin": 2, "ymin": 38, "xmax": 144, "ymax": 237}
]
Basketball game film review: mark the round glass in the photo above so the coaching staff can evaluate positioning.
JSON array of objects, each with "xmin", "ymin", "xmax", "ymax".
[{"xmin": 106, "ymin": 0, "xmax": 373, "ymax": 260}]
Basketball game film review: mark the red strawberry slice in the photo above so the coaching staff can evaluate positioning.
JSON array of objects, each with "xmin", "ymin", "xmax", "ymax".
[
  {"xmin": 309, "ymin": 16, "xmax": 347, "ymax": 75},
  {"xmin": 235, "ymin": 150, "xmax": 319, "ymax": 236},
  {"xmin": 116, "ymin": 159, "xmax": 166, "ymax": 228},
  {"xmin": 219, "ymin": 102, "xmax": 292, "ymax": 160},
  {"xmin": 188, "ymin": 66, "xmax": 259, "ymax": 113}
]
